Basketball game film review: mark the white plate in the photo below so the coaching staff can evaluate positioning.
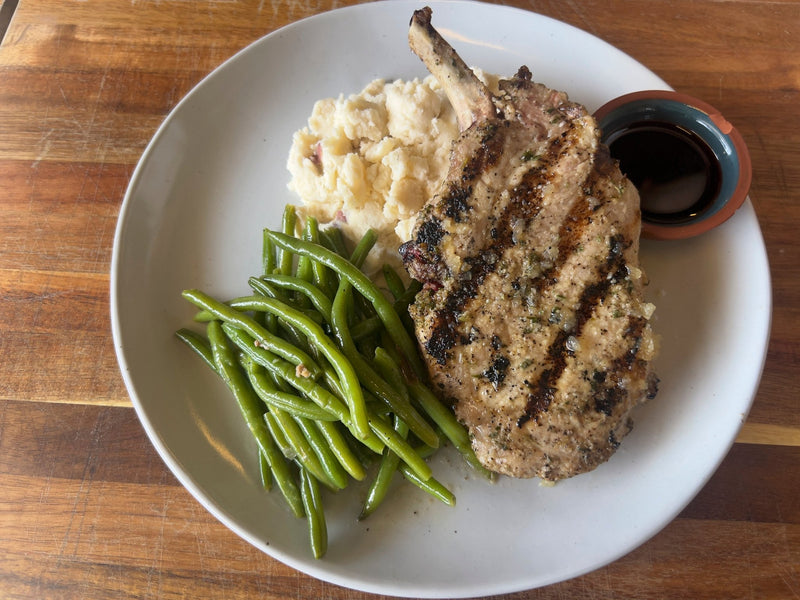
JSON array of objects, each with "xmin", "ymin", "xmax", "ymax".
[{"xmin": 110, "ymin": 1, "xmax": 771, "ymax": 596}]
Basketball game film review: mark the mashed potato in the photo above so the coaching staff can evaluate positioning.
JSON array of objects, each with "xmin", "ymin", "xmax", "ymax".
[
  {"xmin": 286, "ymin": 75, "xmax": 459, "ymax": 274},
  {"xmin": 287, "ymin": 72, "xmax": 500, "ymax": 275}
]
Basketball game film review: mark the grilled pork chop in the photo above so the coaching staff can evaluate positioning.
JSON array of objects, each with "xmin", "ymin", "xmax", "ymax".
[{"xmin": 400, "ymin": 8, "xmax": 658, "ymax": 481}]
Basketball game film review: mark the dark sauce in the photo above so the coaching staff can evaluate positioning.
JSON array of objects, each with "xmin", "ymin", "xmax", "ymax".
[{"xmin": 606, "ymin": 121, "xmax": 721, "ymax": 224}]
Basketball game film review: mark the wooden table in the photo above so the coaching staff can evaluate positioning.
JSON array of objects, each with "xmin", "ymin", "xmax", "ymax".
[{"xmin": 1, "ymin": 1, "xmax": 797, "ymax": 598}]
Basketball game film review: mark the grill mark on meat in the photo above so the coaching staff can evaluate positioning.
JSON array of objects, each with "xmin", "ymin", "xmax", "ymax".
[
  {"xmin": 509, "ymin": 175, "xmax": 610, "ymax": 425},
  {"xmin": 421, "ymin": 132, "xmax": 577, "ymax": 365},
  {"xmin": 518, "ymin": 233, "xmax": 631, "ymax": 426},
  {"xmin": 526, "ymin": 168, "xmax": 606, "ymax": 297},
  {"xmin": 462, "ymin": 123, "xmax": 504, "ymax": 181},
  {"xmin": 440, "ymin": 123, "xmax": 506, "ymax": 224},
  {"xmin": 416, "ymin": 218, "xmax": 445, "ymax": 247},
  {"xmin": 593, "ymin": 316, "xmax": 649, "ymax": 416},
  {"xmin": 442, "ymin": 184, "xmax": 473, "ymax": 222}
]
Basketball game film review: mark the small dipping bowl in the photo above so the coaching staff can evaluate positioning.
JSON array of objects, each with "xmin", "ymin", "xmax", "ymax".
[{"xmin": 593, "ymin": 90, "xmax": 752, "ymax": 240}]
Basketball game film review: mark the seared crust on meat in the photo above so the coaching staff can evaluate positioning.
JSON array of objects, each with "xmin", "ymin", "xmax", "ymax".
[{"xmin": 401, "ymin": 8, "xmax": 658, "ymax": 481}]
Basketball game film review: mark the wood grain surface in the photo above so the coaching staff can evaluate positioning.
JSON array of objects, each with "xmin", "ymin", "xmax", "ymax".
[{"xmin": 1, "ymin": 1, "xmax": 798, "ymax": 598}]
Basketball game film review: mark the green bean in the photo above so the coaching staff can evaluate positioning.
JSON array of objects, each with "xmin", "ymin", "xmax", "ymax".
[
  {"xmin": 300, "ymin": 466, "xmax": 327, "ymax": 559},
  {"xmin": 408, "ymin": 379, "xmax": 493, "ymax": 478},
  {"xmin": 247, "ymin": 273, "xmax": 286, "ymax": 308},
  {"xmin": 263, "ymin": 412, "xmax": 330, "ymax": 508},
  {"xmin": 248, "ymin": 277, "xmax": 284, "ymax": 300},
  {"xmin": 279, "ymin": 205, "xmax": 297, "ymax": 275},
  {"xmin": 248, "ymin": 276, "xmax": 281, "ymax": 333},
  {"xmin": 395, "ymin": 277, "xmax": 422, "ymax": 307},
  {"xmin": 295, "ymin": 256, "xmax": 314, "ymax": 282},
  {"xmin": 377, "ymin": 339, "xmax": 490, "ymax": 478},
  {"xmin": 192, "ymin": 291, "xmax": 325, "ymax": 329},
  {"xmin": 301, "ymin": 215, "xmax": 320, "ymax": 242},
  {"xmin": 407, "ymin": 379, "xmax": 469, "ymax": 449},
  {"xmin": 268, "ymin": 406, "xmax": 340, "ymax": 490},
  {"xmin": 394, "ymin": 278, "xmax": 422, "ymax": 338},
  {"xmin": 368, "ymin": 413, "xmax": 432, "ymax": 481},
  {"xmin": 189, "ymin": 294, "xmax": 278, "ymax": 322},
  {"xmin": 182, "ymin": 289, "xmax": 321, "ymax": 379},
  {"xmin": 256, "ymin": 275, "xmax": 332, "ymax": 323},
  {"xmin": 226, "ymin": 295, "xmax": 370, "ymax": 441},
  {"xmin": 382, "ymin": 263, "xmax": 406, "ymax": 300},
  {"xmin": 349, "ymin": 315, "xmax": 382, "ymax": 341},
  {"xmin": 296, "ymin": 218, "xmax": 317, "ymax": 289},
  {"xmin": 348, "ymin": 231, "xmax": 379, "ymax": 320},
  {"xmin": 346, "ymin": 428, "xmax": 382, "ymax": 469},
  {"xmin": 268, "ymin": 449, "xmax": 305, "ymax": 519},
  {"xmin": 315, "ymin": 420, "xmax": 366, "ymax": 481},
  {"xmin": 263, "ymin": 229, "xmax": 276, "ymax": 277},
  {"xmin": 264, "ymin": 412, "xmax": 293, "ymax": 458},
  {"xmin": 352, "ymin": 352, "xmax": 435, "ymax": 447},
  {"xmin": 243, "ymin": 357, "xmax": 338, "ymax": 422},
  {"xmin": 266, "ymin": 365, "xmax": 293, "ymax": 394},
  {"xmin": 296, "ymin": 253, "xmax": 314, "ymax": 284},
  {"xmin": 258, "ymin": 449, "xmax": 273, "ymax": 491},
  {"xmin": 348, "ymin": 344, "xmax": 439, "ymax": 447},
  {"xmin": 294, "ymin": 417, "xmax": 349, "ymax": 490},
  {"xmin": 399, "ymin": 462, "xmax": 455, "ymax": 506},
  {"xmin": 413, "ymin": 437, "xmax": 441, "ymax": 460},
  {"xmin": 331, "ymin": 281, "xmax": 439, "ymax": 448},
  {"xmin": 207, "ymin": 319, "xmax": 267, "ymax": 444},
  {"xmin": 372, "ymin": 347, "xmax": 412, "ymax": 405},
  {"xmin": 360, "ymin": 451, "xmax": 399, "ymax": 520},
  {"xmin": 360, "ymin": 417, "xmax": 408, "ymax": 520},
  {"xmin": 349, "ymin": 229, "xmax": 377, "ymax": 268},
  {"xmin": 274, "ymin": 318, "xmax": 316, "ymax": 359},
  {"xmin": 191, "ymin": 299, "xmax": 324, "ymax": 331},
  {"xmin": 223, "ymin": 323, "xmax": 384, "ymax": 454},
  {"xmin": 222, "ymin": 324, "xmax": 346, "ymax": 420},
  {"xmin": 303, "ymin": 216, "xmax": 332, "ymax": 295},
  {"xmin": 206, "ymin": 320, "xmax": 303, "ymax": 517},
  {"xmin": 319, "ymin": 363, "xmax": 345, "ymax": 400},
  {"xmin": 360, "ymin": 350, "xmax": 436, "ymax": 448},
  {"xmin": 318, "ymin": 226, "xmax": 349, "ymax": 258},
  {"xmin": 264, "ymin": 230, "xmax": 427, "ymax": 379},
  {"xmin": 175, "ymin": 328, "xmax": 216, "ymax": 372},
  {"xmin": 295, "ymin": 257, "xmax": 314, "ymax": 309}
]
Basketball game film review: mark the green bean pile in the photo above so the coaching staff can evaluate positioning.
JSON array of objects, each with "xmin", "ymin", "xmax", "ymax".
[{"xmin": 176, "ymin": 205, "xmax": 491, "ymax": 558}]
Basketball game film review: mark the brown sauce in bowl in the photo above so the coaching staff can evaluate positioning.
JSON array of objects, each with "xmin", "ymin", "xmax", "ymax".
[{"xmin": 606, "ymin": 121, "xmax": 722, "ymax": 225}]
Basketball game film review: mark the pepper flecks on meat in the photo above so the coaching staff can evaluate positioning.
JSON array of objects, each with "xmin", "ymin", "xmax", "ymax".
[
  {"xmin": 442, "ymin": 183, "xmax": 473, "ymax": 222},
  {"xmin": 405, "ymin": 9, "xmax": 658, "ymax": 481}
]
